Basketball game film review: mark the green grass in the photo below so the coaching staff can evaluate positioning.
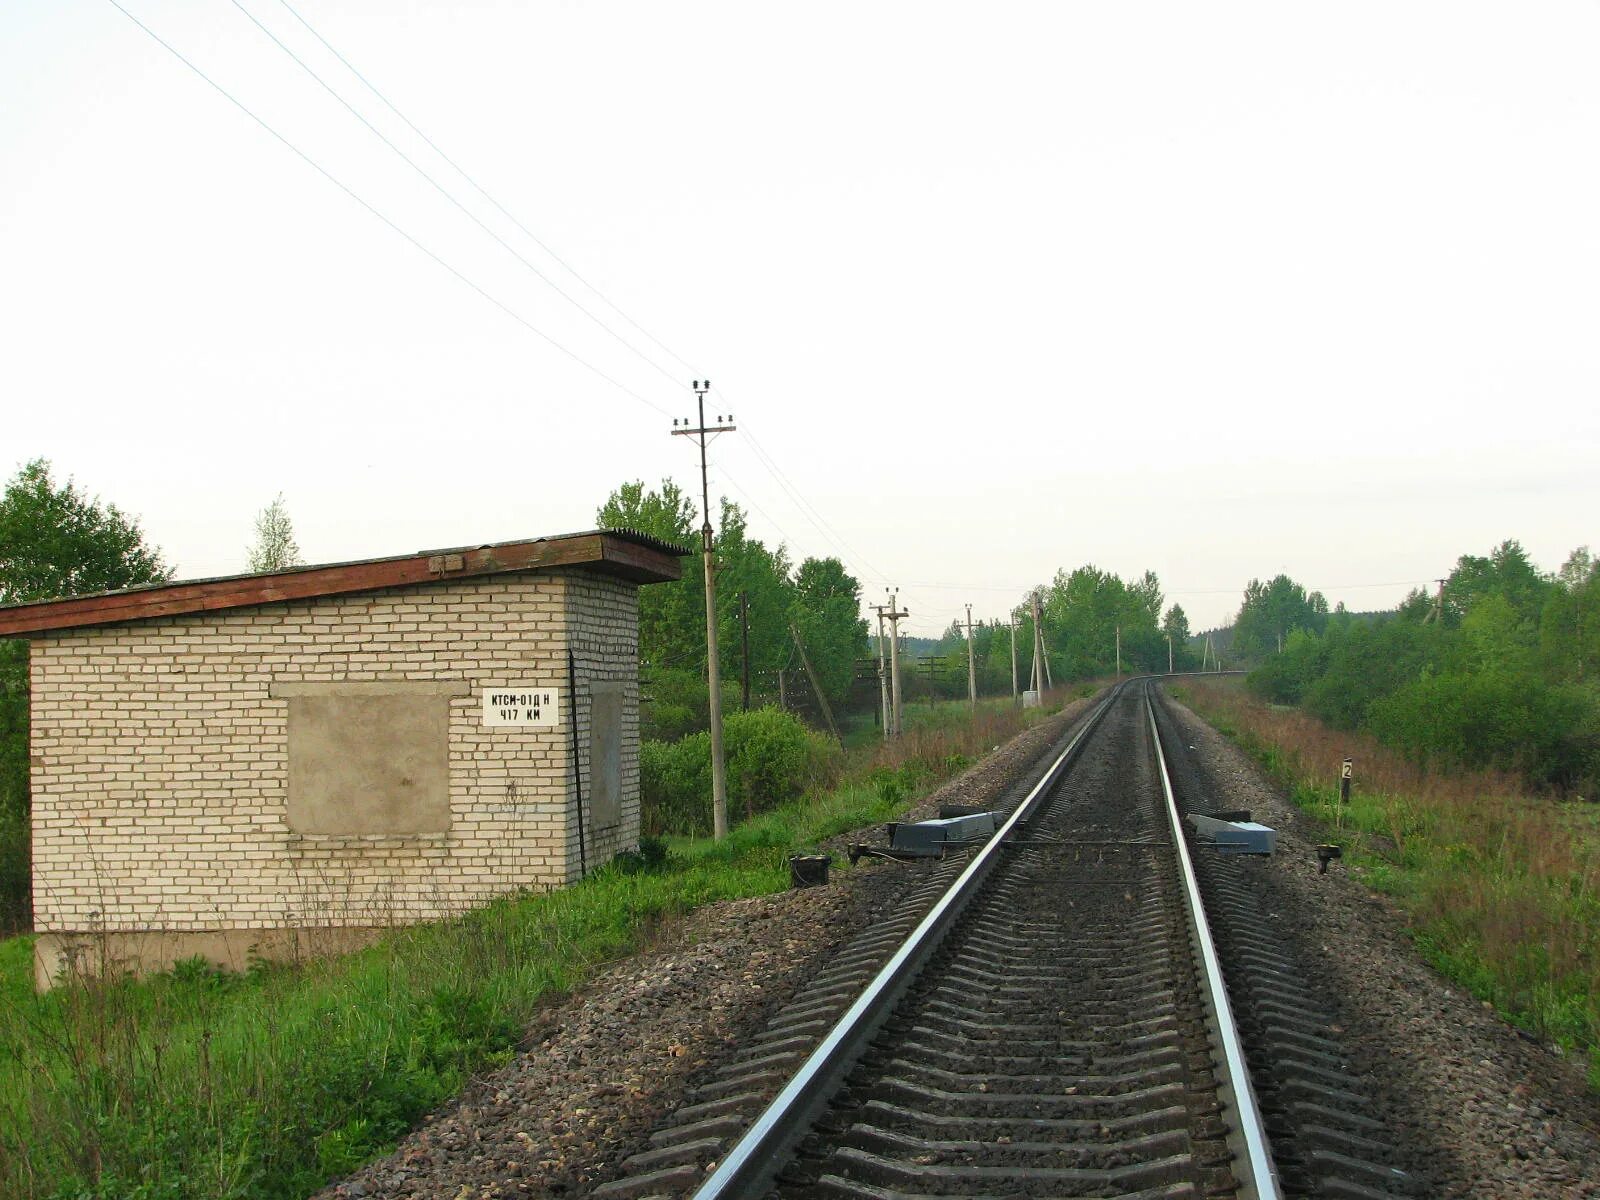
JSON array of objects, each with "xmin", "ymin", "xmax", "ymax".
[
  {"xmin": 0, "ymin": 853, "xmax": 798, "ymax": 1200},
  {"xmin": 0, "ymin": 690, "xmax": 1082, "ymax": 1200},
  {"xmin": 0, "ymin": 938, "xmax": 32, "ymax": 1009}
]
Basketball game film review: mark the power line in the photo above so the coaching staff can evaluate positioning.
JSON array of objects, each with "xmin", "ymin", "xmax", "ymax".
[
  {"xmin": 229, "ymin": 0, "xmax": 684, "ymax": 390},
  {"xmin": 105, "ymin": 0, "xmax": 672, "ymax": 418},
  {"xmin": 274, "ymin": 0, "xmax": 700, "ymax": 377},
  {"xmin": 709, "ymin": 461, "xmax": 807, "ymax": 556},
  {"xmin": 726, "ymin": 412, "xmax": 891, "ymax": 584},
  {"xmin": 253, "ymin": 1, "xmax": 888, "ymax": 594},
  {"xmin": 123, "ymin": 0, "xmax": 902, "ymax": 596}
]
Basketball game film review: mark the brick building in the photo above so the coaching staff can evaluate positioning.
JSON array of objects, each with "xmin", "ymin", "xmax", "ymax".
[{"xmin": 0, "ymin": 530, "xmax": 683, "ymax": 989}]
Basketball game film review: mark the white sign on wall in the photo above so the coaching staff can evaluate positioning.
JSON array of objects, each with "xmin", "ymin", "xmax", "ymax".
[{"xmin": 481, "ymin": 686, "xmax": 560, "ymax": 728}]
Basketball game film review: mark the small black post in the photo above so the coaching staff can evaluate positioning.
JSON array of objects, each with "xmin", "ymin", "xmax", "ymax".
[
  {"xmin": 740, "ymin": 590, "xmax": 751, "ymax": 712},
  {"xmin": 568, "ymin": 649, "xmax": 587, "ymax": 878}
]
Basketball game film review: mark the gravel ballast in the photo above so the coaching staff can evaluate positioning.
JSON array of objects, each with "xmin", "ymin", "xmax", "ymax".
[
  {"xmin": 319, "ymin": 700, "xmax": 1094, "ymax": 1200},
  {"xmin": 1157, "ymin": 686, "xmax": 1600, "ymax": 1199},
  {"xmin": 324, "ymin": 688, "xmax": 1600, "ymax": 1198}
]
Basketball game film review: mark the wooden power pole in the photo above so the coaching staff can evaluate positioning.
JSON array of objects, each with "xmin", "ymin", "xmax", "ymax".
[
  {"xmin": 1030, "ymin": 589, "xmax": 1046, "ymax": 696},
  {"xmin": 885, "ymin": 589, "xmax": 908, "ymax": 735},
  {"xmin": 1009, "ymin": 615, "xmax": 1019, "ymax": 703},
  {"xmin": 790, "ymin": 622, "xmax": 842, "ymax": 746},
  {"xmin": 965, "ymin": 604, "xmax": 977, "ymax": 710},
  {"xmin": 873, "ymin": 606, "xmax": 891, "ymax": 740},
  {"xmin": 671, "ymin": 380, "xmax": 735, "ymax": 839}
]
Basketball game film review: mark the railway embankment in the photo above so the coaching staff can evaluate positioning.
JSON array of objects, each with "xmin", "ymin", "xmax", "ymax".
[
  {"xmin": 1177, "ymin": 675, "xmax": 1600, "ymax": 1094},
  {"xmin": 1161, "ymin": 683, "xmax": 1600, "ymax": 1196},
  {"xmin": 331, "ymin": 682, "xmax": 1600, "ymax": 1199}
]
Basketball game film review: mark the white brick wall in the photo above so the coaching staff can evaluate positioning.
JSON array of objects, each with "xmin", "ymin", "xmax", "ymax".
[
  {"xmin": 565, "ymin": 573, "xmax": 641, "ymax": 871},
  {"xmin": 28, "ymin": 569, "xmax": 642, "ymax": 937}
]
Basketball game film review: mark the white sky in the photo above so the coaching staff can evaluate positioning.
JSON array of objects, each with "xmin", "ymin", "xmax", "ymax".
[{"xmin": 4, "ymin": 1, "xmax": 1597, "ymax": 635}]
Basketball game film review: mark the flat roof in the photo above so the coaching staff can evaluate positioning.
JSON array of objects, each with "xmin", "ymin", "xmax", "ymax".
[{"xmin": 0, "ymin": 529, "xmax": 686, "ymax": 637}]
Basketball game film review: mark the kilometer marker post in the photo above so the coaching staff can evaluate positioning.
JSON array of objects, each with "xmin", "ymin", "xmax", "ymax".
[{"xmin": 1338, "ymin": 757, "xmax": 1353, "ymax": 830}]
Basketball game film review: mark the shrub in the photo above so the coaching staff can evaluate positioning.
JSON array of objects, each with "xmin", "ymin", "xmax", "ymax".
[
  {"xmin": 640, "ymin": 668, "xmax": 708, "ymax": 742},
  {"xmin": 725, "ymin": 707, "xmax": 838, "ymax": 820},
  {"xmin": 640, "ymin": 732, "xmax": 712, "ymax": 835},
  {"xmin": 1366, "ymin": 670, "xmax": 1591, "ymax": 787},
  {"xmin": 641, "ymin": 708, "xmax": 840, "ymax": 836}
]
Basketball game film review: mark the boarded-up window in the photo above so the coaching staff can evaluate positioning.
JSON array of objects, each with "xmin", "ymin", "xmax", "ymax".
[
  {"xmin": 588, "ymin": 682, "xmax": 624, "ymax": 829},
  {"xmin": 274, "ymin": 683, "xmax": 462, "ymax": 835}
]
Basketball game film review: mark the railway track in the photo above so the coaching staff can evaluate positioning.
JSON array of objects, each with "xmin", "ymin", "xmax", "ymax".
[{"xmin": 600, "ymin": 683, "xmax": 1409, "ymax": 1199}]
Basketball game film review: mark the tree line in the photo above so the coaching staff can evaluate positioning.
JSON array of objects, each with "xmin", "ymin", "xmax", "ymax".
[
  {"xmin": 1244, "ymin": 540, "xmax": 1600, "ymax": 791},
  {"xmin": 596, "ymin": 479, "xmax": 869, "ymax": 739},
  {"xmin": 913, "ymin": 567, "xmax": 1196, "ymax": 699}
]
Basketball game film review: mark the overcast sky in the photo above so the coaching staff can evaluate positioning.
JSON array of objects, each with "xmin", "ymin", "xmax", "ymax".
[{"xmin": 4, "ymin": 1, "xmax": 1597, "ymax": 635}]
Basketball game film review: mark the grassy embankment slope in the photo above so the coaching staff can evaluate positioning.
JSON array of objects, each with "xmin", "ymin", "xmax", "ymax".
[
  {"xmin": 0, "ymin": 691, "xmax": 1083, "ymax": 1200},
  {"xmin": 1177, "ymin": 676, "xmax": 1600, "ymax": 1089}
]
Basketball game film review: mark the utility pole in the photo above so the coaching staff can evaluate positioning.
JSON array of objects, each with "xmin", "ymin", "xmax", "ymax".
[
  {"xmin": 1115, "ymin": 624, "xmax": 1121, "ymax": 679},
  {"xmin": 1030, "ymin": 589, "xmax": 1047, "ymax": 695},
  {"xmin": 739, "ymin": 591, "xmax": 751, "ymax": 711},
  {"xmin": 1167, "ymin": 633, "xmax": 1174, "ymax": 674},
  {"xmin": 873, "ymin": 606, "xmax": 891, "ymax": 739},
  {"xmin": 789, "ymin": 622, "xmax": 843, "ymax": 746},
  {"xmin": 1424, "ymin": 578, "xmax": 1446, "ymax": 624},
  {"xmin": 885, "ymin": 589, "xmax": 907, "ymax": 735},
  {"xmin": 1009, "ymin": 615, "xmax": 1019, "ymax": 703},
  {"xmin": 671, "ymin": 380, "xmax": 736, "ymax": 840},
  {"xmin": 965, "ymin": 604, "xmax": 977, "ymax": 710}
]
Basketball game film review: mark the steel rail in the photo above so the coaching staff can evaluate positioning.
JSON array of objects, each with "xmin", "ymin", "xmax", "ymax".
[
  {"xmin": 689, "ymin": 684, "xmax": 1127, "ymax": 1200},
  {"xmin": 1145, "ymin": 683, "xmax": 1283, "ymax": 1200}
]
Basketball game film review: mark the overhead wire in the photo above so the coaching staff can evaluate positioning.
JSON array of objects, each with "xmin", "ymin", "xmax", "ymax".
[
  {"xmin": 104, "ymin": 0, "xmax": 675, "ymax": 418},
  {"xmin": 704, "ymin": 458, "xmax": 806, "ymax": 557},
  {"xmin": 163, "ymin": 0, "xmax": 893, "ymax": 596},
  {"xmin": 109, "ymin": 4, "xmax": 1432, "ymax": 629},
  {"xmin": 227, "ymin": 0, "xmax": 885, "ymax": 596},
  {"xmin": 274, "ymin": 0, "xmax": 700, "ymax": 377},
  {"xmin": 230, "ymin": 0, "xmax": 686, "ymax": 390},
  {"xmin": 725, "ymin": 409, "xmax": 892, "ymax": 585}
]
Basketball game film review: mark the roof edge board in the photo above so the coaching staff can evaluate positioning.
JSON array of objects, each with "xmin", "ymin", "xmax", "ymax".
[{"xmin": 0, "ymin": 530, "xmax": 684, "ymax": 637}]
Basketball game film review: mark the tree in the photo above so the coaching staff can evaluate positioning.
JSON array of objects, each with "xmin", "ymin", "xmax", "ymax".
[
  {"xmin": 1541, "ymin": 548, "xmax": 1600, "ymax": 682},
  {"xmin": 1037, "ymin": 565, "xmax": 1169, "ymax": 677},
  {"xmin": 0, "ymin": 459, "xmax": 169, "ymax": 604},
  {"xmin": 246, "ymin": 494, "xmax": 304, "ymax": 573},
  {"xmin": 0, "ymin": 459, "xmax": 171, "ymax": 928},
  {"xmin": 599, "ymin": 481, "xmax": 820, "ymax": 734},
  {"xmin": 1233, "ymin": 574, "xmax": 1329, "ymax": 658},
  {"xmin": 1162, "ymin": 604, "xmax": 1193, "ymax": 669},
  {"xmin": 712, "ymin": 499, "xmax": 794, "ymax": 689},
  {"xmin": 1441, "ymin": 539, "xmax": 1550, "ymax": 627},
  {"xmin": 790, "ymin": 557, "xmax": 867, "ymax": 706},
  {"xmin": 598, "ymin": 479, "xmax": 703, "ymax": 672}
]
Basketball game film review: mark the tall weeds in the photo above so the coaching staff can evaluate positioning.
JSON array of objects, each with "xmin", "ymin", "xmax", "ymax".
[{"xmin": 1179, "ymin": 678, "xmax": 1600, "ymax": 1088}]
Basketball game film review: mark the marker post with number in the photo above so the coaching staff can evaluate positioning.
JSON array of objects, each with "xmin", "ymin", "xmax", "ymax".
[{"xmin": 1338, "ymin": 757, "xmax": 1353, "ymax": 829}]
